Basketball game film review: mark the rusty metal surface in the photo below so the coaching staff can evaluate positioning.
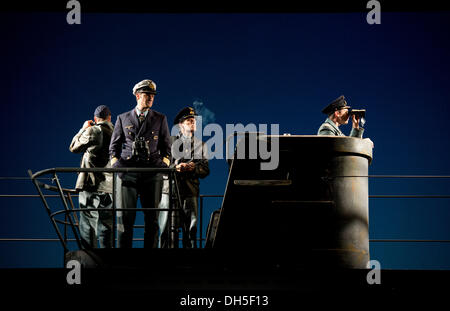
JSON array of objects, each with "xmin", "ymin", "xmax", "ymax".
[{"xmin": 210, "ymin": 135, "xmax": 372, "ymax": 269}]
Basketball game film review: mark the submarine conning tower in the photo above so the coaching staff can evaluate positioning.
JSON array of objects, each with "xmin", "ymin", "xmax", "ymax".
[{"xmin": 208, "ymin": 135, "xmax": 373, "ymax": 269}]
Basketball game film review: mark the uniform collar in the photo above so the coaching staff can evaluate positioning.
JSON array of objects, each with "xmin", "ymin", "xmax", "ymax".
[
  {"xmin": 179, "ymin": 133, "xmax": 193, "ymax": 141},
  {"xmin": 325, "ymin": 117, "xmax": 343, "ymax": 135},
  {"xmin": 135, "ymin": 107, "xmax": 149, "ymax": 117}
]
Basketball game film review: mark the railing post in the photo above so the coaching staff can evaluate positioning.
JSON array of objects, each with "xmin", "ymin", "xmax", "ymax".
[
  {"xmin": 168, "ymin": 171, "xmax": 176, "ymax": 248},
  {"xmin": 64, "ymin": 207, "xmax": 68, "ymax": 247},
  {"xmin": 112, "ymin": 172, "xmax": 117, "ymax": 248},
  {"xmin": 27, "ymin": 170, "xmax": 69, "ymax": 253},
  {"xmin": 53, "ymin": 172, "xmax": 82, "ymax": 250},
  {"xmin": 65, "ymin": 193, "xmax": 79, "ymax": 246},
  {"xmin": 199, "ymin": 195, "xmax": 203, "ymax": 248}
]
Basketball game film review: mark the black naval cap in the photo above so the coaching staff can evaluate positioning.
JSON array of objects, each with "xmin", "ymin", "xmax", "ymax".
[
  {"xmin": 174, "ymin": 107, "xmax": 198, "ymax": 124},
  {"xmin": 321, "ymin": 95, "xmax": 351, "ymax": 115},
  {"xmin": 132, "ymin": 79, "xmax": 157, "ymax": 95},
  {"xmin": 94, "ymin": 105, "xmax": 111, "ymax": 119}
]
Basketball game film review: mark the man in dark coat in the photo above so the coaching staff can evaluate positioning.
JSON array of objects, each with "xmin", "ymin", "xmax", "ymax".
[
  {"xmin": 170, "ymin": 107, "xmax": 209, "ymax": 248},
  {"xmin": 109, "ymin": 79, "xmax": 171, "ymax": 248},
  {"xmin": 69, "ymin": 105, "xmax": 114, "ymax": 249}
]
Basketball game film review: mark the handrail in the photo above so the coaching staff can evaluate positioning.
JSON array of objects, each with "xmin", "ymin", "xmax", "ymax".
[
  {"xmin": 27, "ymin": 167, "xmax": 183, "ymax": 252},
  {"xmin": 2, "ymin": 173, "xmax": 450, "ymax": 254},
  {"xmin": 30, "ymin": 167, "xmax": 176, "ymax": 180},
  {"xmin": 4, "ymin": 194, "xmax": 450, "ymax": 199},
  {"xmin": 2, "ymin": 189, "xmax": 450, "ymax": 246},
  {"xmin": 2, "ymin": 238, "xmax": 450, "ymax": 243}
]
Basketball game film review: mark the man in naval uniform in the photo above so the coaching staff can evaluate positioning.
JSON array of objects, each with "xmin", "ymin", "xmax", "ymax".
[
  {"xmin": 109, "ymin": 79, "xmax": 171, "ymax": 248},
  {"xmin": 317, "ymin": 95, "xmax": 364, "ymax": 137},
  {"xmin": 160, "ymin": 107, "xmax": 209, "ymax": 248}
]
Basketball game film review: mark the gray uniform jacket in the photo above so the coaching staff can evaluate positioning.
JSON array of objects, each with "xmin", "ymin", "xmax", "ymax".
[
  {"xmin": 171, "ymin": 135, "xmax": 209, "ymax": 197},
  {"xmin": 317, "ymin": 118, "xmax": 364, "ymax": 138},
  {"xmin": 69, "ymin": 121, "xmax": 114, "ymax": 193}
]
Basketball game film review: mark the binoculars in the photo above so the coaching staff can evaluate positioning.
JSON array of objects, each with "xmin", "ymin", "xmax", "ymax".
[
  {"xmin": 132, "ymin": 137, "xmax": 151, "ymax": 162},
  {"xmin": 349, "ymin": 109, "xmax": 366, "ymax": 126},
  {"xmin": 349, "ymin": 109, "xmax": 366, "ymax": 119}
]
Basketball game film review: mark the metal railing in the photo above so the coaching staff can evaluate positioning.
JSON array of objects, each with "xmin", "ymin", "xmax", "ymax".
[
  {"xmin": 25, "ymin": 167, "xmax": 186, "ymax": 252},
  {"xmin": 1, "ymin": 174, "xmax": 450, "ymax": 251}
]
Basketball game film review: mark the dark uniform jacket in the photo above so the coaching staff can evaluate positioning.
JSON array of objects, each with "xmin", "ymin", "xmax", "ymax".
[
  {"xmin": 109, "ymin": 108, "xmax": 171, "ymax": 168},
  {"xmin": 317, "ymin": 117, "xmax": 364, "ymax": 138},
  {"xmin": 69, "ymin": 121, "xmax": 114, "ymax": 193},
  {"xmin": 171, "ymin": 135, "xmax": 209, "ymax": 197}
]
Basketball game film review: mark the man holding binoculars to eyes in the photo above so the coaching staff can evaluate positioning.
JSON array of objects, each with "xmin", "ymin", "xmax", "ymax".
[
  {"xmin": 109, "ymin": 79, "xmax": 171, "ymax": 248},
  {"xmin": 69, "ymin": 105, "xmax": 114, "ymax": 249},
  {"xmin": 317, "ymin": 95, "xmax": 365, "ymax": 137}
]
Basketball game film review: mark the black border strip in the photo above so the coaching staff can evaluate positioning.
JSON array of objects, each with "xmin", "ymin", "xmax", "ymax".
[{"xmin": 2, "ymin": 1, "xmax": 450, "ymax": 14}]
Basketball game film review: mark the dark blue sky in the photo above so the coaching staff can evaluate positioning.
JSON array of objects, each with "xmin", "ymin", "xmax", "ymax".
[{"xmin": 1, "ymin": 11, "xmax": 449, "ymax": 269}]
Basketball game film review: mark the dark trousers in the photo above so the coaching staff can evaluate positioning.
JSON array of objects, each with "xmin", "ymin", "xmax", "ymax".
[
  {"xmin": 159, "ymin": 195, "xmax": 198, "ymax": 248},
  {"xmin": 182, "ymin": 196, "xmax": 198, "ymax": 248},
  {"xmin": 116, "ymin": 172, "xmax": 162, "ymax": 248}
]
